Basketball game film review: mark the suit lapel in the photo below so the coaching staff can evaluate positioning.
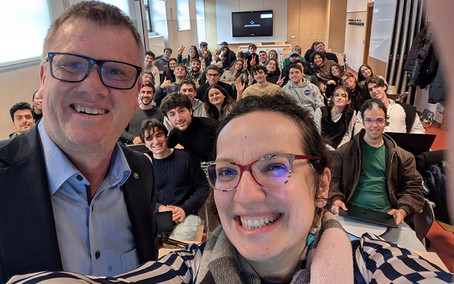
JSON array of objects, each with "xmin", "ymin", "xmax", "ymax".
[
  {"xmin": 122, "ymin": 147, "xmax": 158, "ymax": 262},
  {"xmin": 0, "ymin": 126, "xmax": 63, "ymax": 279}
]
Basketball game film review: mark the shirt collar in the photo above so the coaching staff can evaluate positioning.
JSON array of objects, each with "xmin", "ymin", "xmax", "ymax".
[{"xmin": 38, "ymin": 122, "xmax": 131, "ymax": 195}]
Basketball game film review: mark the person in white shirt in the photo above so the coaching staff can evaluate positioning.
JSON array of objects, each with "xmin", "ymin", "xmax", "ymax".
[
  {"xmin": 144, "ymin": 51, "xmax": 161, "ymax": 90},
  {"xmin": 354, "ymin": 76, "xmax": 425, "ymax": 135}
]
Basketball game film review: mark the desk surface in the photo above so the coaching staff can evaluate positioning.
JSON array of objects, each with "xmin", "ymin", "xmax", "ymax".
[{"xmin": 158, "ymin": 224, "xmax": 204, "ymax": 258}]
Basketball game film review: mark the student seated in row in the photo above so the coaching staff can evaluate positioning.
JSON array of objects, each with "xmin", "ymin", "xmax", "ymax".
[
  {"xmin": 155, "ymin": 63, "xmax": 187, "ymax": 107},
  {"xmin": 204, "ymin": 85, "xmax": 237, "ymax": 121},
  {"xmin": 143, "ymin": 51, "xmax": 160, "ymax": 90},
  {"xmin": 282, "ymin": 63, "xmax": 324, "ymax": 118},
  {"xmin": 314, "ymin": 86, "xmax": 355, "ymax": 150},
  {"xmin": 8, "ymin": 102, "xmax": 36, "ymax": 139},
  {"xmin": 153, "ymin": 47, "xmax": 173, "ymax": 72},
  {"xmin": 329, "ymin": 98, "xmax": 426, "ymax": 252},
  {"xmin": 141, "ymin": 119, "xmax": 209, "ymax": 241},
  {"xmin": 160, "ymin": 92, "xmax": 218, "ymax": 162},
  {"xmin": 11, "ymin": 95, "xmax": 452, "ymax": 283},
  {"xmin": 31, "ymin": 90, "xmax": 43, "ymax": 121},
  {"xmin": 120, "ymin": 81, "xmax": 163, "ymax": 145},
  {"xmin": 354, "ymin": 76, "xmax": 425, "ymax": 134},
  {"xmin": 196, "ymin": 65, "xmax": 236, "ymax": 102},
  {"xmin": 236, "ymin": 65, "xmax": 282, "ymax": 99}
]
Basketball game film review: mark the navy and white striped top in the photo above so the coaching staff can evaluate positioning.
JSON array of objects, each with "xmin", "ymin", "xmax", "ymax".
[{"xmin": 7, "ymin": 234, "xmax": 452, "ymax": 283}]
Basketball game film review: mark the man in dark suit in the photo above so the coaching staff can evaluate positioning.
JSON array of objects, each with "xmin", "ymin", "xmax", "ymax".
[{"xmin": 0, "ymin": 2, "xmax": 157, "ymax": 282}]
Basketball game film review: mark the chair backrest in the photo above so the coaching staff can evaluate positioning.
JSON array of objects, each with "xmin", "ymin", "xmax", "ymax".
[{"xmin": 413, "ymin": 199, "xmax": 435, "ymax": 241}]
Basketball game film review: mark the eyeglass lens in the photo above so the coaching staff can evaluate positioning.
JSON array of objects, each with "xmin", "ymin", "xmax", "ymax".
[
  {"xmin": 364, "ymin": 118, "xmax": 385, "ymax": 124},
  {"xmin": 207, "ymin": 155, "xmax": 291, "ymax": 191},
  {"xmin": 49, "ymin": 53, "xmax": 140, "ymax": 89}
]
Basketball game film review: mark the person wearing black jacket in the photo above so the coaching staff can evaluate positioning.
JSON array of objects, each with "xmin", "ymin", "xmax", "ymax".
[{"xmin": 196, "ymin": 65, "xmax": 236, "ymax": 101}]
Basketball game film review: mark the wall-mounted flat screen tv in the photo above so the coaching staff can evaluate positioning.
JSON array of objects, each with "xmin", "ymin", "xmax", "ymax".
[{"xmin": 232, "ymin": 10, "xmax": 273, "ymax": 37}]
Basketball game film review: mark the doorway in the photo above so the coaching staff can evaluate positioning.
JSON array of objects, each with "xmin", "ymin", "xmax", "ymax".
[{"xmin": 363, "ymin": 2, "xmax": 374, "ymax": 65}]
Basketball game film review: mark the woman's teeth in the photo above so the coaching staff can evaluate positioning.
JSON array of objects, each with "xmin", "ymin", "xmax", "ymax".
[{"xmin": 240, "ymin": 213, "xmax": 281, "ymax": 229}]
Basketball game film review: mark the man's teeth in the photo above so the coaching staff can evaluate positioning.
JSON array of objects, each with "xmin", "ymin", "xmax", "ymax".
[
  {"xmin": 73, "ymin": 105, "xmax": 107, "ymax": 115},
  {"xmin": 240, "ymin": 214, "xmax": 280, "ymax": 229}
]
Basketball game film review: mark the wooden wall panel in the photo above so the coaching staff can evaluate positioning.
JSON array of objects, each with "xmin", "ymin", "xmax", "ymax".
[
  {"xmin": 287, "ymin": 0, "xmax": 301, "ymax": 47},
  {"xmin": 368, "ymin": 56, "xmax": 387, "ymax": 79},
  {"xmin": 287, "ymin": 0, "xmax": 327, "ymax": 49},
  {"xmin": 328, "ymin": 0, "xmax": 347, "ymax": 53},
  {"xmin": 287, "ymin": 0, "xmax": 345, "ymax": 52}
]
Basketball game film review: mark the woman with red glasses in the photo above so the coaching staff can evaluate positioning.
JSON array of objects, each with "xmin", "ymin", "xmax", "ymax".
[{"xmin": 11, "ymin": 96, "xmax": 452, "ymax": 283}]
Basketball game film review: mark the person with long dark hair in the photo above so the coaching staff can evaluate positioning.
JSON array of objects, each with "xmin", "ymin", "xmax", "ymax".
[
  {"xmin": 268, "ymin": 49, "xmax": 280, "ymax": 65},
  {"xmin": 220, "ymin": 60, "xmax": 247, "ymax": 84},
  {"xmin": 325, "ymin": 63, "xmax": 344, "ymax": 99},
  {"xmin": 204, "ymin": 85, "xmax": 236, "ymax": 121},
  {"xmin": 14, "ymin": 95, "xmax": 452, "ymax": 283},
  {"xmin": 161, "ymin": 58, "xmax": 177, "ymax": 84},
  {"xmin": 304, "ymin": 41, "xmax": 319, "ymax": 62},
  {"xmin": 177, "ymin": 45, "xmax": 200, "ymax": 69},
  {"xmin": 310, "ymin": 51, "xmax": 337, "ymax": 94},
  {"xmin": 265, "ymin": 58, "xmax": 282, "ymax": 85},
  {"xmin": 357, "ymin": 64, "xmax": 392, "ymax": 94},
  {"xmin": 314, "ymin": 86, "xmax": 355, "ymax": 149},
  {"xmin": 341, "ymin": 71, "xmax": 370, "ymax": 111}
]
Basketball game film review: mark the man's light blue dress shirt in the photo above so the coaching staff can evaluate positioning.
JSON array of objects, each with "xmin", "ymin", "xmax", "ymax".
[{"xmin": 38, "ymin": 122, "xmax": 139, "ymax": 276}]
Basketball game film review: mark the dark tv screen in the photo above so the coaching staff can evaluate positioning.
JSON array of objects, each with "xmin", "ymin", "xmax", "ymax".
[{"xmin": 232, "ymin": 10, "xmax": 273, "ymax": 37}]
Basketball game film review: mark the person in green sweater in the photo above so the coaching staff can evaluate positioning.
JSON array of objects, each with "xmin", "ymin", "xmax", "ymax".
[
  {"xmin": 329, "ymin": 98, "xmax": 426, "ymax": 252},
  {"xmin": 282, "ymin": 45, "xmax": 306, "ymax": 67}
]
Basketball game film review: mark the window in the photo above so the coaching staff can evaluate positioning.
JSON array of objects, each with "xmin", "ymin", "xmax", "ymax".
[
  {"xmin": 0, "ymin": 1, "xmax": 51, "ymax": 66},
  {"xmin": 0, "ymin": 0, "xmax": 132, "ymax": 67},
  {"xmin": 147, "ymin": 0, "xmax": 167, "ymax": 35},
  {"xmin": 195, "ymin": 0, "xmax": 206, "ymax": 42},
  {"xmin": 176, "ymin": 0, "xmax": 191, "ymax": 31},
  {"xmin": 101, "ymin": 0, "xmax": 130, "ymax": 16},
  {"xmin": 144, "ymin": 0, "xmax": 152, "ymax": 32}
]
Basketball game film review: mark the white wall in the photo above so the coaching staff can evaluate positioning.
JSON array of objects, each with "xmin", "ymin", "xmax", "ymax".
[
  {"xmin": 347, "ymin": 0, "xmax": 368, "ymax": 12},
  {"xmin": 215, "ymin": 0, "xmax": 288, "ymax": 44},
  {"xmin": 147, "ymin": 35, "xmax": 166, "ymax": 56},
  {"xmin": 345, "ymin": 0, "xmax": 397, "ymax": 70},
  {"xmin": 344, "ymin": 0, "xmax": 368, "ymax": 71},
  {"xmin": 344, "ymin": 11, "xmax": 366, "ymax": 71}
]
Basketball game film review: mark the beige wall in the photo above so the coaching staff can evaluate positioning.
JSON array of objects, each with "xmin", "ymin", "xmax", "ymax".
[
  {"xmin": 204, "ymin": 0, "xmax": 218, "ymax": 51},
  {"xmin": 287, "ymin": 0, "xmax": 328, "ymax": 49},
  {"xmin": 0, "ymin": 63, "xmax": 41, "ymax": 138},
  {"xmin": 328, "ymin": 0, "xmax": 347, "ymax": 53}
]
